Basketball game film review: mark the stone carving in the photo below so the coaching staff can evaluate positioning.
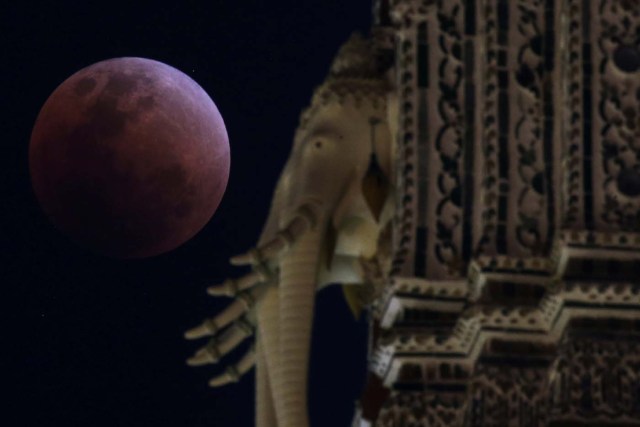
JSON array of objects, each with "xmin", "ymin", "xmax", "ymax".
[
  {"xmin": 596, "ymin": 0, "xmax": 640, "ymax": 231},
  {"xmin": 549, "ymin": 337, "xmax": 640, "ymax": 422},
  {"xmin": 468, "ymin": 365, "xmax": 550, "ymax": 426},
  {"xmin": 478, "ymin": 0, "xmax": 552, "ymax": 257},
  {"xmin": 560, "ymin": 0, "xmax": 587, "ymax": 229},
  {"xmin": 389, "ymin": 0, "xmax": 420, "ymax": 278},
  {"xmin": 389, "ymin": 0, "xmax": 470, "ymax": 279},
  {"xmin": 375, "ymin": 392, "xmax": 466, "ymax": 427},
  {"xmin": 511, "ymin": 0, "xmax": 549, "ymax": 255},
  {"xmin": 433, "ymin": 0, "xmax": 466, "ymax": 276},
  {"xmin": 477, "ymin": 0, "xmax": 501, "ymax": 256},
  {"xmin": 359, "ymin": 1, "xmax": 640, "ymax": 426}
]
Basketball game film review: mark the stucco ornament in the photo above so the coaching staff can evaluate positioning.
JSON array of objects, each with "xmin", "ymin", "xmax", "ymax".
[{"xmin": 185, "ymin": 33, "xmax": 396, "ymax": 427}]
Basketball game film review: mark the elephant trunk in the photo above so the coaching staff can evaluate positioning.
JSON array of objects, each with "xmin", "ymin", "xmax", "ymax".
[
  {"xmin": 276, "ymin": 215, "xmax": 325, "ymax": 427},
  {"xmin": 255, "ymin": 286, "xmax": 279, "ymax": 427}
]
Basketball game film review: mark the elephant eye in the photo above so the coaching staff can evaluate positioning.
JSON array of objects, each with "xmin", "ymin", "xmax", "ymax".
[{"xmin": 314, "ymin": 141, "xmax": 322, "ymax": 148}]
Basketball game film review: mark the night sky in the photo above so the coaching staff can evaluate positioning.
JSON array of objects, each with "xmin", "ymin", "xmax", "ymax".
[{"xmin": 3, "ymin": 1, "xmax": 372, "ymax": 426}]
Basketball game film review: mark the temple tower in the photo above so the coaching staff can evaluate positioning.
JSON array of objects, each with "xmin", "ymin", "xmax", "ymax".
[{"xmin": 354, "ymin": 0, "xmax": 640, "ymax": 425}]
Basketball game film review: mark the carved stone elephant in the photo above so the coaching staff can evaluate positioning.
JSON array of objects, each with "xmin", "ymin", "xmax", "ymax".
[{"xmin": 185, "ymin": 34, "xmax": 395, "ymax": 427}]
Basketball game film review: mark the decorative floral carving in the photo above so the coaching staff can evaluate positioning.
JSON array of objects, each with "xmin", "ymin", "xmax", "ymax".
[
  {"xmin": 561, "ymin": 0, "xmax": 586, "ymax": 228},
  {"xmin": 433, "ymin": 0, "xmax": 465, "ymax": 275},
  {"xmin": 375, "ymin": 391, "xmax": 466, "ymax": 427},
  {"xmin": 390, "ymin": 0, "xmax": 438, "ymax": 24},
  {"xmin": 549, "ymin": 338, "xmax": 640, "ymax": 422},
  {"xmin": 366, "ymin": 2, "xmax": 640, "ymax": 425},
  {"xmin": 597, "ymin": 0, "xmax": 640, "ymax": 231},
  {"xmin": 477, "ymin": 0, "xmax": 552, "ymax": 256},
  {"xmin": 388, "ymin": 0, "xmax": 470, "ymax": 279},
  {"xmin": 468, "ymin": 365, "xmax": 550, "ymax": 426},
  {"xmin": 512, "ymin": 0, "xmax": 548, "ymax": 254},
  {"xmin": 389, "ymin": 2, "xmax": 419, "ymax": 277},
  {"xmin": 477, "ymin": 0, "xmax": 500, "ymax": 256}
]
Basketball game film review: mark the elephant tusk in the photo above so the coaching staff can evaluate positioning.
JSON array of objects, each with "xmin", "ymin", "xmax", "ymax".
[
  {"xmin": 230, "ymin": 204, "xmax": 318, "ymax": 266},
  {"xmin": 186, "ymin": 316, "xmax": 254, "ymax": 366},
  {"xmin": 184, "ymin": 288, "xmax": 262, "ymax": 340},
  {"xmin": 207, "ymin": 269, "xmax": 270, "ymax": 297},
  {"xmin": 208, "ymin": 345, "xmax": 256, "ymax": 387}
]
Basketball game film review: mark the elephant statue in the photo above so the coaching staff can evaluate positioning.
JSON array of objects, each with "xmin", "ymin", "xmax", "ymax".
[{"xmin": 185, "ymin": 33, "xmax": 396, "ymax": 427}]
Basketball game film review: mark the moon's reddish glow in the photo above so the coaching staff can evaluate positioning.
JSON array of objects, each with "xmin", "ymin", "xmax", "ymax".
[{"xmin": 29, "ymin": 57, "xmax": 230, "ymax": 258}]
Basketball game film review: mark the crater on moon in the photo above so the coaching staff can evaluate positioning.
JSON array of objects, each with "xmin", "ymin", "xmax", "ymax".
[{"xmin": 74, "ymin": 77, "xmax": 96, "ymax": 96}]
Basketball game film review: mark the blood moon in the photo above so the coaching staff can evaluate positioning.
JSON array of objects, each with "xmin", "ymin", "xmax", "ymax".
[{"xmin": 29, "ymin": 57, "xmax": 230, "ymax": 258}]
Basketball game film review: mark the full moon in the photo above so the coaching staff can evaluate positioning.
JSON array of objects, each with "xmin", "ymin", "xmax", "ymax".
[{"xmin": 29, "ymin": 57, "xmax": 230, "ymax": 258}]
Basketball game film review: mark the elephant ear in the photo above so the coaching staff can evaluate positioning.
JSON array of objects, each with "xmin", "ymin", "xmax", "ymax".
[{"xmin": 361, "ymin": 154, "xmax": 390, "ymax": 222}]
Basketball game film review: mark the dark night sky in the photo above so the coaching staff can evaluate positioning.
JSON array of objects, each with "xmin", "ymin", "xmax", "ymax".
[{"xmin": 3, "ymin": 1, "xmax": 372, "ymax": 426}]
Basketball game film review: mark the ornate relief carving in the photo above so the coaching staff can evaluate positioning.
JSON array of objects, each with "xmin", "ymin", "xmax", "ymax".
[
  {"xmin": 563, "ymin": 280, "xmax": 640, "ymax": 305},
  {"xmin": 595, "ymin": 0, "xmax": 640, "ymax": 231},
  {"xmin": 468, "ymin": 365, "xmax": 550, "ymax": 426},
  {"xmin": 467, "ymin": 255, "xmax": 552, "ymax": 301},
  {"xmin": 370, "ymin": 282, "xmax": 640, "ymax": 390},
  {"xmin": 432, "ymin": 0, "xmax": 466, "ymax": 276},
  {"xmin": 375, "ymin": 391, "xmax": 466, "ymax": 427},
  {"xmin": 390, "ymin": 0, "xmax": 437, "ymax": 23},
  {"xmin": 388, "ymin": 0, "xmax": 472, "ymax": 279},
  {"xmin": 476, "ymin": 0, "xmax": 504, "ymax": 255},
  {"xmin": 476, "ymin": 0, "xmax": 501, "ymax": 256},
  {"xmin": 477, "ymin": 0, "xmax": 553, "ymax": 257},
  {"xmin": 549, "ymin": 337, "xmax": 640, "ymax": 422},
  {"xmin": 389, "ymin": 4, "xmax": 420, "ymax": 278},
  {"xmin": 550, "ymin": 229, "xmax": 640, "ymax": 278},
  {"xmin": 374, "ymin": 276, "xmax": 468, "ymax": 327},
  {"xmin": 364, "ymin": 1, "xmax": 640, "ymax": 426},
  {"xmin": 561, "ymin": 0, "xmax": 586, "ymax": 229},
  {"xmin": 510, "ymin": 0, "xmax": 550, "ymax": 255}
]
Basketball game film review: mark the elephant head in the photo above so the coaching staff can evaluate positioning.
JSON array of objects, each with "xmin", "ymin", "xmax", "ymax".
[{"xmin": 185, "ymin": 34, "xmax": 395, "ymax": 427}]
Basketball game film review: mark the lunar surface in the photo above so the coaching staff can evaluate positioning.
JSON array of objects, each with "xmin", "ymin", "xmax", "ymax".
[{"xmin": 29, "ymin": 57, "xmax": 230, "ymax": 258}]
